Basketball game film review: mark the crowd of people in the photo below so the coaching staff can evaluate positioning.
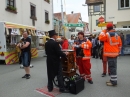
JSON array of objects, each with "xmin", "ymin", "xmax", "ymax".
[{"xmin": 17, "ymin": 23, "xmax": 123, "ymax": 93}]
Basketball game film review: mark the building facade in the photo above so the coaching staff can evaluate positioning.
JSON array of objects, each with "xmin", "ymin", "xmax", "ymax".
[
  {"xmin": 54, "ymin": 12, "xmax": 68, "ymax": 37},
  {"xmin": 0, "ymin": 0, "xmax": 53, "ymax": 31},
  {"xmin": 86, "ymin": 0, "xmax": 105, "ymax": 33},
  {"xmin": 67, "ymin": 12, "xmax": 84, "ymax": 37},
  {"xmin": 106, "ymin": 0, "xmax": 130, "ymax": 28}
]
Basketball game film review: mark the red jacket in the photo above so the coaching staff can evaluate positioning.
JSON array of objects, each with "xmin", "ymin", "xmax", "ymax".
[{"xmin": 62, "ymin": 40, "xmax": 69, "ymax": 49}]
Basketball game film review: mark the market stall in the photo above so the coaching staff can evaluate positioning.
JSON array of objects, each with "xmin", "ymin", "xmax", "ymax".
[{"xmin": 0, "ymin": 22, "xmax": 39, "ymax": 65}]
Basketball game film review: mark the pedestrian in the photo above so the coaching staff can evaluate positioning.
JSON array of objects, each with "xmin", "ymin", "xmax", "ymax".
[
  {"xmin": 99, "ymin": 23, "xmax": 122, "ymax": 86},
  {"xmin": 45, "ymin": 30, "xmax": 69, "ymax": 93},
  {"xmin": 99, "ymin": 42, "xmax": 110, "ymax": 77},
  {"xmin": 17, "ymin": 31, "xmax": 31, "ymax": 79},
  {"xmin": 61, "ymin": 36, "xmax": 69, "ymax": 49},
  {"xmin": 92, "ymin": 35, "xmax": 97, "ymax": 58},
  {"xmin": 120, "ymin": 32, "xmax": 124, "ymax": 56},
  {"xmin": 74, "ymin": 32, "xmax": 93, "ymax": 84}
]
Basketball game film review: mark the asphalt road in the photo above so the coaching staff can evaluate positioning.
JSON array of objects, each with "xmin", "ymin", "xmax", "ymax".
[{"xmin": 0, "ymin": 50, "xmax": 130, "ymax": 97}]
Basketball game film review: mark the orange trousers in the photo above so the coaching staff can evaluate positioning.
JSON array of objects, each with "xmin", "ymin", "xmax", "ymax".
[
  {"xmin": 102, "ymin": 56, "xmax": 110, "ymax": 74},
  {"xmin": 76, "ymin": 57, "xmax": 92, "ymax": 81}
]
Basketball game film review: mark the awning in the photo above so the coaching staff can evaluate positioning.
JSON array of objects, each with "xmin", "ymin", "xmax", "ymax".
[
  {"xmin": 115, "ymin": 28, "xmax": 130, "ymax": 31},
  {"xmin": 5, "ymin": 22, "xmax": 36, "ymax": 30},
  {"xmin": 92, "ymin": 28, "xmax": 130, "ymax": 33},
  {"xmin": 4, "ymin": 22, "xmax": 37, "ymax": 36}
]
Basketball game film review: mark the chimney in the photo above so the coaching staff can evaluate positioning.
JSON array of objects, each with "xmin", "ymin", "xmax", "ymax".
[{"xmin": 71, "ymin": 11, "xmax": 73, "ymax": 14}]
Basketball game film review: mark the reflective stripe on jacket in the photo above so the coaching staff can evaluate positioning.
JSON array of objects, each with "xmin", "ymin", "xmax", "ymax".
[
  {"xmin": 81, "ymin": 39, "xmax": 92, "ymax": 60},
  {"xmin": 99, "ymin": 29, "xmax": 122, "ymax": 57}
]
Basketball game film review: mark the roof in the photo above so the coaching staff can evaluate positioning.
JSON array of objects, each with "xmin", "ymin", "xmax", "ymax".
[
  {"xmin": 53, "ymin": 12, "xmax": 66, "ymax": 20},
  {"xmin": 85, "ymin": 0, "xmax": 103, "ymax": 5},
  {"xmin": 66, "ymin": 13, "xmax": 81, "ymax": 23}
]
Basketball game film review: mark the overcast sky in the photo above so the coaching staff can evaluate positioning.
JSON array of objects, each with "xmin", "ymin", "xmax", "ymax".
[{"xmin": 53, "ymin": 0, "xmax": 88, "ymax": 22}]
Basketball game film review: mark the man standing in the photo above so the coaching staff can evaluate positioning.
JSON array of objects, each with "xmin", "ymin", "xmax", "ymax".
[
  {"xmin": 99, "ymin": 23, "xmax": 122, "ymax": 86},
  {"xmin": 45, "ymin": 30, "xmax": 69, "ymax": 93},
  {"xmin": 74, "ymin": 32, "xmax": 93, "ymax": 84},
  {"xmin": 17, "ymin": 31, "xmax": 31, "ymax": 79},
  {"xmin": 120, "ymin": 33, "xmax": 124, "ymax": 56}
]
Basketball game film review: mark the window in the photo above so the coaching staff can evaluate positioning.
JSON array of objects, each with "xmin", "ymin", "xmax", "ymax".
[
  {"xmin": 94, "ymin": 5, "xmax": 100, "ymax": 12},
  {"xmin": 96, "ymin": 20, "xmax": 99, "ymax": 26},
  {"xmin": 120, "ymin": 0, "xmax": 130, "ymax": 8},
  {"xmin": 7, "ymin": 0, "xmax": 15, "ymax": 7},
  {"xmin": 30, "ymin": 4, "xmax": 36, "ymax": 17},
  {"xmin": 45, "ymin": 11, "xmax": 49, "ymax": 21}
]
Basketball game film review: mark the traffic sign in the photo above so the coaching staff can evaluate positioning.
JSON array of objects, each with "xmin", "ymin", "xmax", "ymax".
[
  {"xmin": 98, "ymin": 16, "xmax": 104, "ymax": 23},
  {"xmin": 98, "ymin": 23, "xmax": 107, "ymax": 27},
  {"xmin": 64, "ymin": 23, "xmax": 84, "ymax": 27}
]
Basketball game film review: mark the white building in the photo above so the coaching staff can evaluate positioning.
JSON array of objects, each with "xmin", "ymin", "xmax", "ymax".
[
  {"xmin": 85, "ymin": 0, "xmax": 105, "ymax": 33},
  {"xmin": 0, "ymin": 0, "xmax": 53, "ymax": 31},
  {"xmin": 106, "ymin": 0, "xmax": 130, "ymax": 28}
]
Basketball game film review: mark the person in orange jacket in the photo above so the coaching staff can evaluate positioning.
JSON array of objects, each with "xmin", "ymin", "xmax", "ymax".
[
  {"xmin": 100, "ymin": 41, "xmax": 110, "ymax": 77},
  {"xmin": 73, "ymin": 32, "xmax": 93, "ymax": 84},
  {"xmin": 99, "ymin": 23, "xmax": 122, "ymax": 86}
]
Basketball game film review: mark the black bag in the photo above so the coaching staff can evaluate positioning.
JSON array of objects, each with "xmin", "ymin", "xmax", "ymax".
[{"xmin": 69, "ymin": 76, "xmax": 85, "ymax": 94}]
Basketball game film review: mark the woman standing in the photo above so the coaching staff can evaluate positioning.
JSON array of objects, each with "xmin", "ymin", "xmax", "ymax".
[{"xmin": 61, "ymin": 37, "xmax": 69, "ymax": 49}]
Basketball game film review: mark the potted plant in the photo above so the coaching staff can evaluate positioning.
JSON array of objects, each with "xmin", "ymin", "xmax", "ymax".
[
  {"xmin": 45, "ymin": 20, "xmax": 50, "ymax": 24},
  {"xmin": 6, "ymin": 6, "xmax": 17, "ymax": 13},
  {"xmin": 30, "ymin": 16, "xmax": 37, "ymax": 20},
  {"xmin": 45, "ymin": 0, "xmax": 50, "ymax": 3}
]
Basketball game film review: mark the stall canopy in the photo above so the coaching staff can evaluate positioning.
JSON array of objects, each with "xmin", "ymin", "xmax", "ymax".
[
  {"xmin": 2, "ymin": 22, "xmax": 38, "ymax": 36},
  {"xmin": 92, "ymin": 28, "xmax": 130, "ymax": 34},
  {"xmin": 5, "ymin": 22, "xmax": 36, "ymax": 30}
]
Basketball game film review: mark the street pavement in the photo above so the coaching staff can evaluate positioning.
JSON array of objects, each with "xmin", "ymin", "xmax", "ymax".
[{"xmin": 0, "ymin": 50, "xmax": 130, "ymax": 97}]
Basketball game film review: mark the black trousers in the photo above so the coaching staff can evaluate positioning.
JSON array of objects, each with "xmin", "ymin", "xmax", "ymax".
[
  {"xmin": 93, "ymin": 47, "xmax": 98, "ymax": 58},
  {"xmin": 107, "ymin": 57, "xmax": 117, "ymax": 85},
  {"xmin": 47, "ymin": 64, "xmax": 65, "ymax": 91}
]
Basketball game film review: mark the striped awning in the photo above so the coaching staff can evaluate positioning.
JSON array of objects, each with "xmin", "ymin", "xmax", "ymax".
[{"xmin": 5, "ymin": 22, "xmax": 36, "ymax": 30}]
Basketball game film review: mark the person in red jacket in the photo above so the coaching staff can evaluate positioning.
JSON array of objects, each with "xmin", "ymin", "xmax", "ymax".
[{"xmin": 61, "ymin": 36, "xmax": 69, "ymax": 49}]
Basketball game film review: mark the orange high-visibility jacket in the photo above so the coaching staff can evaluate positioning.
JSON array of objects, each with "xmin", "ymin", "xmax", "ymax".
[
  {"xmin": 99, "ymin": 29, "xmax": 122, "ymax": 57},
  {"xmin": 81, "ymin": 39, "xmax": 92, "ymax": 60}
]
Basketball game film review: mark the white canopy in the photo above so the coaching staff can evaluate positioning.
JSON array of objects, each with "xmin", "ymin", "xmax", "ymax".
[{"xmin": 92, "ymin": 28, "xmax": 130, "ymax": 34}]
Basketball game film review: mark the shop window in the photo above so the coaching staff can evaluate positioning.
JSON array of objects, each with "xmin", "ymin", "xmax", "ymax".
[
  {"xmin": 119, "ymin": 0, "xmax": 130, "ymax": 9},
  {"xmin": 94, "ymin": 5, "xmax": 100, "ymax": 12}
]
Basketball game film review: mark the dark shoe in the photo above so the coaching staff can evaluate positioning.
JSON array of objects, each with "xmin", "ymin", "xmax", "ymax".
[
  {"xmin": 60, "ymin": 89, "xmax": 69, "ymax": 93},
  {"xmin": 88, "ymin": 80, "xmax": 93, "ymax": 84},
  {"xmin": 26, "ymin": 74, "xmax": 31, "ymax": 79},
  {"xmin": 102, "ymin": 73, "xmax": 106, "ymax": 77},
  {"xmin": 22, "ymin": 74, "xmax": 27, "ymax": 78},
  {"xmin": 48, "ymin": 89, "xmax": 53, "ymax": 92}
]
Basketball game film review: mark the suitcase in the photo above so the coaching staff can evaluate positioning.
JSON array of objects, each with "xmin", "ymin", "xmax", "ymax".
[{"xmin": 69, "ymin": 76, "xmax": 85, "ymax": 94}]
